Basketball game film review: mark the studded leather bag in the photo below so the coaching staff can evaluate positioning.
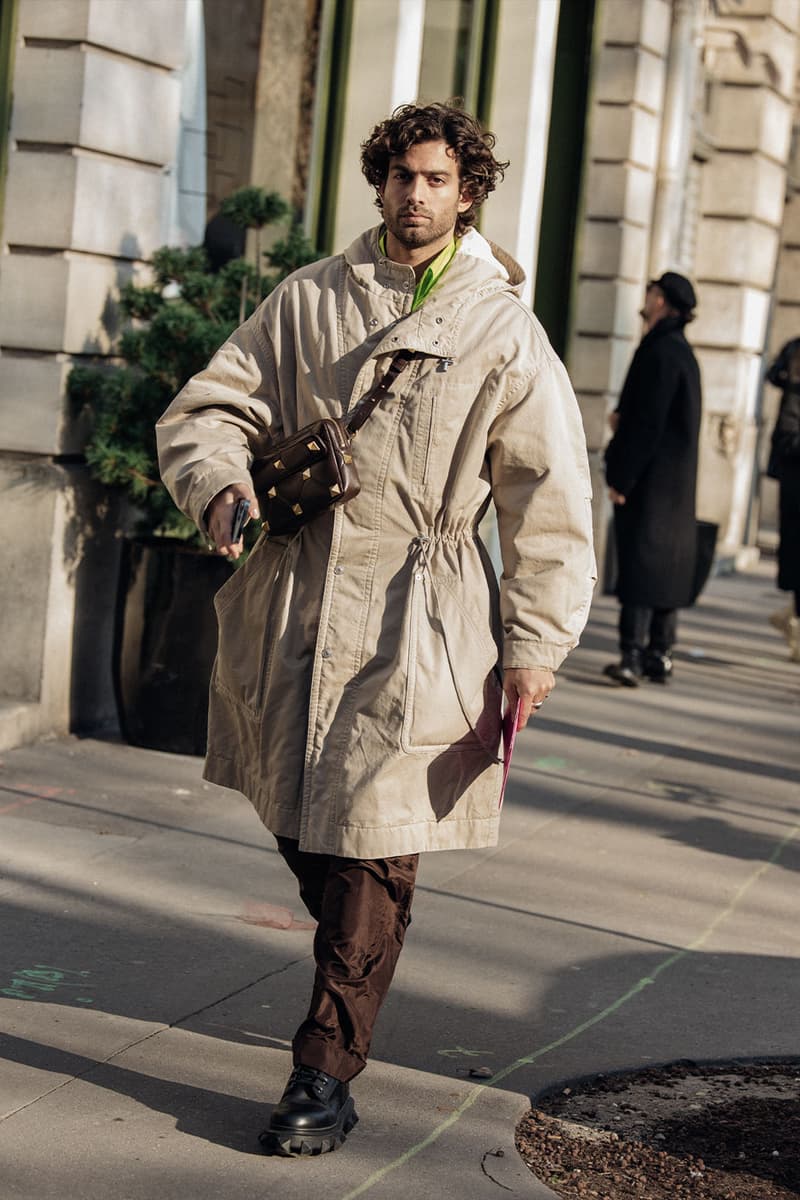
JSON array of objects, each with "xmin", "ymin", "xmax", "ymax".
[{"xmin": 251, "ymin": 350, "xmax": 413, "ymax": 536}]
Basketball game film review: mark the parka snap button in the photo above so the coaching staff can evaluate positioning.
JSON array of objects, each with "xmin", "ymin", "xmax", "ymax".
[
  {"xmin": 435, "ymin": 316, "xmax": 443, "ymax": 324},
  {"xmin": 334, "ymin": 566, "xmax": 343, "ymax": 575},
  {"xmin": 321, "ymin": 649, "xmax": 332, "ymax": 659},
  {"xmin": 414, "ymin": 572, "xmax": 423, "ymax": 580},
  {"xmin": 432, "ymin": 339, "xmax": 439, "ymax": 345},
  {"xmin": 369, "ymin": 318, "xmax": 378, "ymax": 327}
]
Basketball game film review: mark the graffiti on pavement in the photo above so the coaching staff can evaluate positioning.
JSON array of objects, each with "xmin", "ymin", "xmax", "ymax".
[{"xmin": 2, "ymin": 965, "xmax": 93, "ymax": 1003}]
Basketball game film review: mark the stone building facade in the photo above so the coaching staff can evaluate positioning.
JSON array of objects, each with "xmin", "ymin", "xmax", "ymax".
[
  {"xmin": 572, "ymin": 0, "xmax": 800, "ymax": 574},
  {"xmin": 0, "ymin": 0, "xmax": 192, "ymax": 750},
  {"xmin": 0, "ymin": 0, "xmax": 797, "ymax": 750}
]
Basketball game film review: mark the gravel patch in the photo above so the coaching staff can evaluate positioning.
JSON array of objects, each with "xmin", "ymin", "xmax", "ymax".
[{"xmin": 516, "ymin": 1060, "xmax": 800, "ymax": 1199}]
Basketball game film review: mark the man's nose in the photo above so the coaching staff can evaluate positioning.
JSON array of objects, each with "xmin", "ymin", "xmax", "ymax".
[{"xmin": 406, "ymin": 175, "xmax": 426, "ymax": 204}]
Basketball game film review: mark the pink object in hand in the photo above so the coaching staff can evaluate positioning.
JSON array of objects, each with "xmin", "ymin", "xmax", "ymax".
[{"xmin": 499, "ymin": 698, "xmax": 521, "ymax": 810}]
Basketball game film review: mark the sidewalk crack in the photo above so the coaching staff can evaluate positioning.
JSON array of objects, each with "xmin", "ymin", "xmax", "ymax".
[{"xmin": 480, "ymin": 1147, "xmax": 513, "ymax": 1190}]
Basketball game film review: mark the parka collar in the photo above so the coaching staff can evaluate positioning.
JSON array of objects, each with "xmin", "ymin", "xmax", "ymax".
[{"xmin": 343, "ymin": 226, "xmax": 526, "ymax": 362}]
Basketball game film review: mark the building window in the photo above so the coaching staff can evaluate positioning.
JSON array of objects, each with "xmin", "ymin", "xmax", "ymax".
[
  {"xmin": 419, "ymin": 0, "xmax": 473, "ymax": 102},
  {"xmin": 418, "ymin": 0, "xmax": 496, "ymax": 118}
]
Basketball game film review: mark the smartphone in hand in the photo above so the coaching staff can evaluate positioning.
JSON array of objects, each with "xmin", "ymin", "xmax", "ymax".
[{"xmin": 230, "ymin": 498, "xmax": 251, "ymax": 543}]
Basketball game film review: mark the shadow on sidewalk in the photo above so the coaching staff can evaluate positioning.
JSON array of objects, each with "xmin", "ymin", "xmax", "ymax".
[
  {"xmin": 0, "ymin": 1032, "xmax": 273, "ymax": 1155},
  {"xmin": 535, "ymin": 716, "xmax": 800, "ymax": 787}
]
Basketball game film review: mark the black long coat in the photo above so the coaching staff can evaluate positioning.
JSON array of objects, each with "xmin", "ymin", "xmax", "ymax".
[{"xmin": 605, "ymin": 316, "xmax": 702, "ymax": 609}]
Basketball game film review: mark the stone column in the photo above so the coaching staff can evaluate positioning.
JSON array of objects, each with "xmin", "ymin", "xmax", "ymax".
[
  {"xmin": 480, "ymin": 0, "xmax": 560, "ymax": 307},
  {"xmin": 648, "ymin": 0, "xmax": 703, "ymax": 276},
  {"xmin": 249, "ymin": 0, "xmax": 316, "ymax": 211},
  {"xmin": 692, "ymin": 0, "xmax": 799, "ymax": 561},
  {"xmin": 0, "ymin": 0, "xmax": 187, "ymax": 749},
  {"xmin": 568, "ymin": 0, "xmax": 671, "ymax": 575}
]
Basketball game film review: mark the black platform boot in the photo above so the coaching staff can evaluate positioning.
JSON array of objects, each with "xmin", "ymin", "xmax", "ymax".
[
  {"xmin": 643, "ymin": 651, "xmax": 673, "ymax": 683},
  {"xmin": 603, "ymin": 649, "xmax": 643, "ymax": 687},
  {"xmin": 260, "ymin": 1066, "xmax": 358, "ymax": 1156}
]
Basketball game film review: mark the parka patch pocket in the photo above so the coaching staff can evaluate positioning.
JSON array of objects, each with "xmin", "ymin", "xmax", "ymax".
[
  {"xmin": 410, "ymin": 375, "xmax": 484, "ymax": 497},
  {"xmin": 401, "ymin": 571, "xmax": 502, "ymax": 753},
  {"xmin": 212, "ymin": 538, "xmax": 289, "ymax": 715}
]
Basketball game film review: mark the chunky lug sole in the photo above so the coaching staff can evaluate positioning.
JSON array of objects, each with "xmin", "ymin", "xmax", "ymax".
[{"xmin": 260, "ymin": 1096, "xmax": 358, "ymax": 1157}]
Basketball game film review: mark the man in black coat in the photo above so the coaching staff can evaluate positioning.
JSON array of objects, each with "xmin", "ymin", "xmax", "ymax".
[
  {"xmin": 765, "ymin": 339, "xmax": 800, "ymax": 661},
  {"xmin": 603, "ymin": 271, "xmax": 702, "ymax": 685}
]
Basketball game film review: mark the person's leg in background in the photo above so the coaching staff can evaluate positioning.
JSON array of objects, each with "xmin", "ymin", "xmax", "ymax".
[
  {"xmin": 768, "ymin": 591, "xmax": 800, "ymax": 661},
  {"xmin": 768, "ymin": 599, "xmax": 795, "ymax": 634},
  {"xmin": 790, "ymin": 591, "xmax": 800, "ymax": 662},
  {"xmin": 643, "ymin": 608, "xmax": 677, "ymax": 682},
  {"xmin": 604, "ymin": 604, "xmax": 651, "ymax": 686},
  {"xmin": 262, "ymin": 837, "xmax": 419, "ymax": 1155},
  {"xmin": 770, "ymin": 475, "xmax": 800, "ymax": 660}
]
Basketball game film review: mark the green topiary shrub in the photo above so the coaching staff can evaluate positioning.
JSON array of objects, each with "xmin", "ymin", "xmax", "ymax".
[{"xmin": 69, "ymin": 189, "xmax": 320, "ymax": 542}]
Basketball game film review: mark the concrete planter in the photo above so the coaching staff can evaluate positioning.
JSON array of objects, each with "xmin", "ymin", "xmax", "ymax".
[{"xmin": 113, "ymin": 537, "xmax": 232, "ymax": 756}]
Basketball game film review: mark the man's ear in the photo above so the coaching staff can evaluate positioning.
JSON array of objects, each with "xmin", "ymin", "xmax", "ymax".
[{"xmin": 458, "ymin": 189, "xmax": 473, "ymax": 214}]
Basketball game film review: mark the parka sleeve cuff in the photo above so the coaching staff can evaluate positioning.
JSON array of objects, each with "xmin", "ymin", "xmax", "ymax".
[
  {"xmin": 189, "ymin": 469, "xmax": 254, "ymax": 534},
  {"xmin": 502, "ymin": 641, "xmax": 573, "ymax": 672}
]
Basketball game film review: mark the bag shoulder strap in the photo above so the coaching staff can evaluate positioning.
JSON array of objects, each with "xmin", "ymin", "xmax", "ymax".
[{"xmin": 345, "ymin": 349, "xmax": 416, "ymax": 436}]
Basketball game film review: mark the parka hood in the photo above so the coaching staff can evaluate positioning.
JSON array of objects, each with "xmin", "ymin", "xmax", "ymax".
[
  {"xmin": 343, "ymin": 226, "xmax": 526, "ymax": 363},
  {"xmin": 345, "ymin": 226, "xmax": 525, "ymax": 299}
]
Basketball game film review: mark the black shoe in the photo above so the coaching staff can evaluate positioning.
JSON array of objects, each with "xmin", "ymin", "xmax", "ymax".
[
  {"xmin": 643, "ymin": 653, "xmax": 673, "ymax": 683},
  {"xmin": 260, "ymin": 1066, "xmax": 358, "ymax": 1157},
  {"xmin": 603, "ymin": 655, "xmax": 642, "ymax": 687}
]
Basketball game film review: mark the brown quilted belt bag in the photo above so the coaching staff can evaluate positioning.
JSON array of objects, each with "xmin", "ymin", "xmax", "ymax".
[{"xmin": 251, "ymin": 350, "xmax": 413, "ymax": 536}]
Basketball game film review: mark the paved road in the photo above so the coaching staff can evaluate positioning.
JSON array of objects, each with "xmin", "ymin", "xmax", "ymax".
[{"xmin": 1, "ymin": 564, "xmax": 798, "ymax": 1199}]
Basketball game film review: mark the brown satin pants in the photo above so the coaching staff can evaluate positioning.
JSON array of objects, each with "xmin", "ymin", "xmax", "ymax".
[{"xmin": 276, "ymin": 836, "xmax": 419, "ymax": 1084}]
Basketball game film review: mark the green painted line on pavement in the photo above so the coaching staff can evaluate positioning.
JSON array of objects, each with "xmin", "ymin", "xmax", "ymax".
[{"xmin": 339, "ymin": 820, "xmax": 800, "ymax": 1200}]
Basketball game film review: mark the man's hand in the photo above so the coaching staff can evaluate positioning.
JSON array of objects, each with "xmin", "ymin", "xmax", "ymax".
[
  {"xmin": 206, "ymin": 483, "xmax": 259, "ymax": 560},
  {"xmin": 503, "ymin": 668, "xmax": 555, "ymax": 730},
  {"xmin": 608, "ymin": 486, "xmax": 626, "ymax": 505}
]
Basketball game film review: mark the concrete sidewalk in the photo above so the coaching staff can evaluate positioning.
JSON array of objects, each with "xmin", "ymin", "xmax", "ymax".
[{"xmin": 1, "ymin": 565, "xmax": 798, "ymax": 1199}]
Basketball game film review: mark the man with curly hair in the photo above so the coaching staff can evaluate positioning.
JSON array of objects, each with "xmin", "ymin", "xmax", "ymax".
[{"xmin": 157, "ymin": 102, "xmax": 595, "ymax": 1156}]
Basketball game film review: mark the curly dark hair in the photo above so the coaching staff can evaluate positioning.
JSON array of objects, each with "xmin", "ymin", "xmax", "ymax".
[{"xmin": 360, "ymin": 101, "xmax": 509, "ymax": 237}]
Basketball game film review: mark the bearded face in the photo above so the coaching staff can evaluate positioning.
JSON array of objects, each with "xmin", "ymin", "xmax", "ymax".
[{"xmin": 379, "ymin": 140, "xmax": 471, "ymax": 259}]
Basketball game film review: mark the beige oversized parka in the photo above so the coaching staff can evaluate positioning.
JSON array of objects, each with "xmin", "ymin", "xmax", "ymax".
[{"xmin": 157, "ymin": 227, "xmax": 596, "ymax": 858}]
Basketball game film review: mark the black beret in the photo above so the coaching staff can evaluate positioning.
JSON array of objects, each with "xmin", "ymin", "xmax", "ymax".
[{"xmin": 650, "ymin": 271, "xmax": 697, "ymax": 314}]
